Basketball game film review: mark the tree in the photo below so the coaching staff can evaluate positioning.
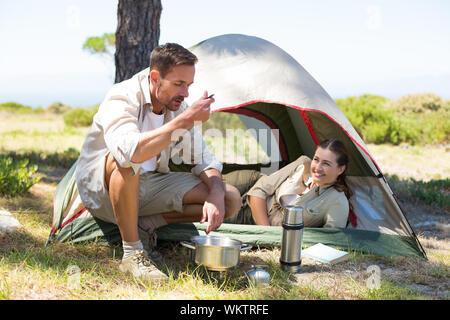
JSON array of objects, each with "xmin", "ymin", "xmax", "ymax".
[
  {"xmin": 114, "ymin": 0, "xmax": 162, "ymax": 83},
  {"xmin": 82, "ymin": 1, "xmax": 162, "ymax": 84},
  {"xmin": 82, "ymin": 33, "xmax": 115, "ymax": 58},
  {"xmin": 82, "ymin": 33, "xmax": 116, "ymax": 81}
]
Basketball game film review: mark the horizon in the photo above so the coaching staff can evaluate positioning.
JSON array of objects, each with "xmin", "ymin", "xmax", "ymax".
[{"xmin": 1, "ymin": 0, "xmax": 449, "ymax": 108}]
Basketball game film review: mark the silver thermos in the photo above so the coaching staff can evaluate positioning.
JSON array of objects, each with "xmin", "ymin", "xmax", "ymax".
[{"xmin": 280, "ymin": 205, "xmax": 304, "ymax": 273}]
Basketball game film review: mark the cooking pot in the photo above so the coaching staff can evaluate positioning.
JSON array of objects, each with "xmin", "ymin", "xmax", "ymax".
[{"xmin": 181, "ymin": 235, "xmax": 252, "ymax": 271}]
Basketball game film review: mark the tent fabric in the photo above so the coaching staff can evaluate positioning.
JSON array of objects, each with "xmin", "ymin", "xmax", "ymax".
[
  {"xmin": 48, "ymin": 33, "xmax": 426, "ymax": 259},
  {"xmin": 185, "ymin": 33, "xmax": 425, "ymax": 256},
  {"xmin": 187, "ymin": 34, "xmax": 380, "ymax": 174},
  {"xmin": 54, "ymin": 218, "xmax": 424, "ymax": 259},
  {"xmin": 156, "ymin": 223, "xmax": 425, "ymax": 259},
  {"xmin": 54, "ymin": 215, "xmax": 121, "ymax": 244},
  {"xmin": 52, "ymin": 159, "xmax": 78, "ymax": 233}
]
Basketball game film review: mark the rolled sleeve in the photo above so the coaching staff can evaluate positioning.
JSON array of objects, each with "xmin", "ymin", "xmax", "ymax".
[
  {"xmin": 246, "ymin": 173, "xmax": 275, "ymax": 199},
  {"xmin": 191, "ymin": 140, "xmax": 223, "ymax": 176},
  {"xmin": 247, "ymin": 157, "xmax": 309, "ymax": 199},
  {"xmin": 188, "ymin": 124, "xmax": 223, "ymax": 176},
  {"xmin": 99, "ymin": 95, "xmax": 142, "ymax": 175}
]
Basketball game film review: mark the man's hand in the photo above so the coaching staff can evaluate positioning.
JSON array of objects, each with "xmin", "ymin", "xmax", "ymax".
[
  {"xmin": 182, "ymin": 91, "xmax": 215, "ymax": 126},
  {"xmin": 133, "ymin": 91, "xmax": 215, "ymax": 163},
  {"xmin": 199, "ymin": 169, "xmax": 225, "ymax": 234},
  {"xmin": 201, "ymin": 191, "xmax": 226, "ymax": 234}
]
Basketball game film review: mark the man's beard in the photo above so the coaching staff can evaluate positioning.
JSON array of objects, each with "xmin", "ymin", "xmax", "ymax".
[{"xmin": 156, "ymin": 83, "xmax": 184, "ymax": 111}]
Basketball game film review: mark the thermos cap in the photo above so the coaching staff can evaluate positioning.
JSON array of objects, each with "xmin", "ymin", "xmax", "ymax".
[{"xmin": 283, "ymin": 205, "xmax": 304, "ymax": 225}]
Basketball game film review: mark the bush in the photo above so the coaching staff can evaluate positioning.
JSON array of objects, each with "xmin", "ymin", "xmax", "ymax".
[
  {"xmin": 386, "ymin": 93, "xmax": 448, "ymax": 113},
  {"xmin": 386, "ymin": 174, "xmax": 449, "ymax": 209},
  {"xmin": 336, "ymin": 94, "xmax": 409, "ymax": 144},
  {"xmin": 45, "ymin": 102, "xmax": 72, "ymax": 114},
  {"xmin": 0, "ymin": 156, "xmax": 41, "ymax": 197},
  {"xmin": 389, "ymin": 94, "xmax": 450, "ymax": 145},
  {"xmin": 336, "ymin": 94, "xmax": 449, "ymax": 145},
  {"xmin": 3, "ymin": 148, "xmax": 80, "ymax": 169},
  {"xmin": 416, "ymin": 109, "xmax": 450, "ymax": 145},
  {"xmin": 0, "ymin": 102, "xmax": 34, "ymax": 114},
  {"xmin": 63, "ymin": 104, "xmax": 99, "ymax": 127}
]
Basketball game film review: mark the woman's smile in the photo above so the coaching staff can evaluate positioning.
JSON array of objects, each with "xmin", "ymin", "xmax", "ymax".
[{"xmin": 310, "ymin": 147, "xmax": 345, "ymax": 186}]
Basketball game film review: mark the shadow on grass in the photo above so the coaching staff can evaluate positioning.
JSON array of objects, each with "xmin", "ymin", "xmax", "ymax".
[
  {"xmin": 385, "ymin": 174, "xmax": 450, "ymax": 210},
  {"xmin": 0, "ymin": 149, "xmax": 75, "ymax": 185},
  {"xmin": 0, "ymin": 148, "xmax": 79, "ymax": 170},
  {"xmin": 0, "ymin": 184, "xmax": 54, "ymax": 222},
  {"xmin": 0, "ymin": 228, "xmax": 122, "ymax": 289},
  {"xmin": 155, "ymin": 241, "xmax": 328, "ymax": 299}
]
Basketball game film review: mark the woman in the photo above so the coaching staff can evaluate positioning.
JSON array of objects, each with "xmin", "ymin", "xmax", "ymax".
[{"xmin": 223, "ymin": 139, "xmax": 353, "ymax": 228}]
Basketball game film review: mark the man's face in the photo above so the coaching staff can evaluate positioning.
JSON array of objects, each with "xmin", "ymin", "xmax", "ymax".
[{"xmin": 154, "ymin": 64, "xmax": 195, "ymax": 112}]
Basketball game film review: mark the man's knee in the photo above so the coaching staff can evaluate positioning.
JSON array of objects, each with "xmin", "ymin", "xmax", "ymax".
[
  {"xmin": 182, "ymin": 180, "xmax": 242, "ymax": 217},
  {"xmin": 224, "ymin": 184, "xmax": 242, "ymax": 218},
  {"xmin": 104, "ymin": 152, "xmax": 138, "ymax": 191}
]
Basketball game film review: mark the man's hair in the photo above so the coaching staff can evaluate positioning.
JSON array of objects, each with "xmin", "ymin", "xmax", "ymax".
[{"xmin": 149, "ymin": 43, "xmax": 198, "ymax": 78}]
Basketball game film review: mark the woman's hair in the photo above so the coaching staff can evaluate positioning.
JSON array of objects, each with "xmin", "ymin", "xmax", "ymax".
[
  {"xmin": 150, "ymin": 43, "xmax": 198, "ymax": 78},
  {"xmin": 318, "ymin": 139, "xmax": 353, "ymax": 200}
]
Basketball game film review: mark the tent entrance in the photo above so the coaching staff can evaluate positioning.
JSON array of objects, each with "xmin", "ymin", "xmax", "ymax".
[{"xmin": 215, "ymin": 102, "xmax": 377, "ymax": 177}]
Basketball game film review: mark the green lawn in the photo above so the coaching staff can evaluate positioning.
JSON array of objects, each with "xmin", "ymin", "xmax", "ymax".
[{"xmin": 0, "ymin": 112, "xmax": 448, "ymax": 300}]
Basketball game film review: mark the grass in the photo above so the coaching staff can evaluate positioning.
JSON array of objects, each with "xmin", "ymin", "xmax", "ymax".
[
  {"xmin": 367, "ymin": 143, "xmax": 450, "ymax": 182},
  {"xmin": 385, "ymin": 174, "xmax": 449, "ymax": 209},
  {"xmin": 0, "ymin": 113, "xmax": 87, "ymax": 154},
  {"xmin": 383, "ymin": 173, "xmax": 449, "ymax": 209},
  {"xmin": 0, "ymin": 111, "xmax": 449, "ymax": 300},
  {"xmin": 2, "ymin": 199, "xmax": 444, "ymax": 300},
  {"xmin": 1, "ymin": 200, "xmax": 442, "ymax": 300}
]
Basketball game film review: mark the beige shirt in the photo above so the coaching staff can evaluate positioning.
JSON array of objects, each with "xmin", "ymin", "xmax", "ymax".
[
  {"xmin": 75, "ymin": 67, "xmax": 222, "ymax": 211},
  {"xmin": 140, "ymin": 109, "xmax": 165, "ymax": 174},
  {"xmin": 247, "ymin": 156, "xmax": 349, "ymax": 228}
]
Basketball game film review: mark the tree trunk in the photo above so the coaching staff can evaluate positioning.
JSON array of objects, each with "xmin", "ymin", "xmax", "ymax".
[{"xmin": 115, "ymin": 0, "xmax": 162, "ymax": 83}]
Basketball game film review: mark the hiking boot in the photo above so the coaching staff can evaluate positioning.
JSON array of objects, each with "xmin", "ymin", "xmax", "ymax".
[
  {"xmin": 119, "ymin": 250, "xmax": 168, "ymax": 281},
  {"xmin": 138, "ymin": 218, "xmax": 163, "ymax": 264}
]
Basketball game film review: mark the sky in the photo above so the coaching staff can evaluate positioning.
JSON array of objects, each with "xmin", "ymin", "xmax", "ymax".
[{"xmin": 1, "ymin": 0, "xmax": 449, "ymax": 108}]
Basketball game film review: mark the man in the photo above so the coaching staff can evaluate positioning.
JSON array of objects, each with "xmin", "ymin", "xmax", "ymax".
[{"xmin": 76, "ymin": 43, "xmax": 242, "ymax": 280}]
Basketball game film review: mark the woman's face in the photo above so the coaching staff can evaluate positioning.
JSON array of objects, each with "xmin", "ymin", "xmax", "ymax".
[{"xmin": 310, "ymin": 147, "xmax": 346, "ymax": 186}]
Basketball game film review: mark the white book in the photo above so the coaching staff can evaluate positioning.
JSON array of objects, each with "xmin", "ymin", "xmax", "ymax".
[{"xmin": 302, "ymin": 243, "xmax": 349, "ymax": 264}]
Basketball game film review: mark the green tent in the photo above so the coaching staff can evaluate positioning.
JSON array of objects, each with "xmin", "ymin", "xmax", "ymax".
[{"xmin": 48, "ymin": 34, "xmax": 426, "ymax": 259}]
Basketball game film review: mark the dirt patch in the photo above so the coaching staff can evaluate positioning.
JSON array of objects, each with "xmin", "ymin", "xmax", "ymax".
[{"xmin": 401, "ymin": 201, "xmax": 449, "ymax": 240}]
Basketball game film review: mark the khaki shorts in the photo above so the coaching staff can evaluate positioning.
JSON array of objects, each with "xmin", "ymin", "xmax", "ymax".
[
  {"xmin": 222, "ymin": 169, "xmax": 263, "ymax": 225},
  {"xmin": 88, "ymin": 170, "xmax": 202, "ymax": 230},
  {"xmin": 139, "ymin": 171, "xmax": 202, "ymax": 215}
]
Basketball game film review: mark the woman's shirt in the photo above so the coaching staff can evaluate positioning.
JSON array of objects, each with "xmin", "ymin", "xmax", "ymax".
[{"xmin": 247, "ymin": 155, "xmax": 349, "ymax": 228}]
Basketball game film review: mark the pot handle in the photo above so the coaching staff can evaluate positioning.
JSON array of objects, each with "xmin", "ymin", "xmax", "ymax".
[
  {"xmin": 240, "ymin": 244, "xmax": 252, "ymax": 251},
  {"xmin": 180, "ymin": 241, "xmax": 196, "ymax": 250}
]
